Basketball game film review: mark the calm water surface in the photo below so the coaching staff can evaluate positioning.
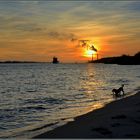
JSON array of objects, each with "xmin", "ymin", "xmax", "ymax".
[{"xmin": 0, "ymin": 63, "xmax": 140, "ymax": 138}]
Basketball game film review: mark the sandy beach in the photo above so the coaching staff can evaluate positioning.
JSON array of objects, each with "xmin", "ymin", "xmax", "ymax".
[{"xmin": 34, "ymin": 92, "xmax": 140, "ymax": 138}]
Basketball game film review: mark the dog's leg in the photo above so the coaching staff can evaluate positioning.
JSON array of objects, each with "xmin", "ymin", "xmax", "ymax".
[{"xmin": 122, "ymin": 90, "xmax": 124, "ymax": 95}]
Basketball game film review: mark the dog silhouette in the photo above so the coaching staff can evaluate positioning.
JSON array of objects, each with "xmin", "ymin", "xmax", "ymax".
[{"xmin": 112, "ymin": 85, "xmax": 124, "ymax": 97}]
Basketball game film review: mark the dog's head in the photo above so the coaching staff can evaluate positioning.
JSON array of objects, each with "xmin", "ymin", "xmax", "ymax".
[{"xmin": 112, "ymin": 89, "xmax": 116, "ymax": 92}]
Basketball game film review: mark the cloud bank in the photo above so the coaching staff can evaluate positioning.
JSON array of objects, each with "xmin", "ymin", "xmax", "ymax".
[{"xmin": 0, "ymin": 1, "xmax": 140, "ymax": 62}]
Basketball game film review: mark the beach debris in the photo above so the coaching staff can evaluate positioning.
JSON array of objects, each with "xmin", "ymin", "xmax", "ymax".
[
  {"xmin": 111, "ymin": 123, "xmax": 121, "ymax": 127},
  {"xmin": 92, "ymin": 127, "xmax": 112, "ymax": 135},
  {"xmin": 111, "ymin": 114, "xmax": 127, "ymax": 120}
]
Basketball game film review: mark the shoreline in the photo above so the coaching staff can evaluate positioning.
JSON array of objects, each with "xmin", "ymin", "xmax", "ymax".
[{"xmin": 34, "ymin": 91, "xmax": 140, "ymax": 138}]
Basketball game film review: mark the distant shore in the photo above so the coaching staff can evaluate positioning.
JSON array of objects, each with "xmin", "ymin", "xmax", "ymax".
[
  {"xmin": 92, "ymin": 51, "xmax": 140, "ymax": 65},
  {"xmin": 34, "ymin": 91, "xmax": 140, "ymax": 138},
  {"xmin": 0, "ymin": 61, "xmax": 45, "ymax": 63}
]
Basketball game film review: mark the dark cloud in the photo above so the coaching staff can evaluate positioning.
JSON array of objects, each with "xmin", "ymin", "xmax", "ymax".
[
  {"xmin": 0, "ymin": 16, "xmax": 78, "ymax": 41},
  {"xmin": 47, "ymin": 31, "xmax": 77, "ymax": 41},
  {"xmin": 0, "ymin": 15, "xmax": 29, "ymax": 23},
  {"xmin": 15, "ymin": 23, "xmax": 43, "ymax": 32},
  {"xmin": 126, "ymin": 1, "xmax": 140, "ymax": 12}
]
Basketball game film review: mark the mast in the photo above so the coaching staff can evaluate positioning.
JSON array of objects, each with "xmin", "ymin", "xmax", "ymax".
[{"xmin": 92, "ymin": 53, "xmax": 93, "ymax": 61}]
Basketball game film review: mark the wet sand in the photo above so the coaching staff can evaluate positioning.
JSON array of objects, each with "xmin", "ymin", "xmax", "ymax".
[{"xmin": 34, "ymin": 92, "xmax": 140, "ymax": 138}]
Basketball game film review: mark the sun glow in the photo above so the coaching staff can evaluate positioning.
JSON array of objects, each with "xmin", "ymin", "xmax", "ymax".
[{"xmin": 84, "ymin": 49, "xmax": 95, "ymax": 57}]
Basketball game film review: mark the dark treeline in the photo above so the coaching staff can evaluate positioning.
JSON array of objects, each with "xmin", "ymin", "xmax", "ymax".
[
  {"xmin": 0, "ymin": 61, "xmax": 41, "ymax": 63},
  {"xmin": 93, "ymin": 52, "xmax": 140, "ymax": 65}
]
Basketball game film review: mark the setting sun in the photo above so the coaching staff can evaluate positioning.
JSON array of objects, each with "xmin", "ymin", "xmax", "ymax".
[{"xmin": 84, "ymin": 49, "xmax": 95, "ymax": 58}]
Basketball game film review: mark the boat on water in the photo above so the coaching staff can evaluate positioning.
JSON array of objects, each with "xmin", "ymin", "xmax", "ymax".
[{"xmin": 52, "ymin": 57, "xmax": 59, "ymax": 64}]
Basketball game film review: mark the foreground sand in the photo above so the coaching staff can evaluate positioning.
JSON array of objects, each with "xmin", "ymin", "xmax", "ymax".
[{"xmin": 34, "ymin": 92, "xmax": 140, "ymax": 138}]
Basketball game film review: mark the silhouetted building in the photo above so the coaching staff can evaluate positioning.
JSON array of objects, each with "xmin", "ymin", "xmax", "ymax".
[{"xmin": 52, "ymin": 57, "xmax": 59, "ymax": 64}]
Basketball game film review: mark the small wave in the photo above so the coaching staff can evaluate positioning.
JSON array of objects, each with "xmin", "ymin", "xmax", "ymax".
[
  {"xmin": 79, "ymin": 88, "xmax": 88, "ymax": 91},
  {"xmin": 29, "ymin": 122, "xmax": 59, "ymax": 132},
  {"xmin": 45, "ymin": 97, "xmax": 65, "ymax": 104},
  {"xmin": 99, "ymin": 87, "xmax": 109, "ymax": 90},
  {"xmin": 0, "ymin": 114, "xmax": 14, "ymax": 120},
  {"xmin": 24, "ymin": 97, "xmax": 65, "ymax": 105},
  {"xmin": 0, "ymin": 108, "xmax": 15, "ymax": 112},
  {"xmin": 59, "ymin": 105, "xmax": 86, "ymax": 110},
  {"xmin": 0, "ymin": 126, "xmax": 6, "ymax": 130},
  {"xmin": 134, "ymin": 86, "xmax": 140, "ymax": 92},
  {"xmin": 26, "ymin": 90, "xmax": 37, "ymax": 93},
  {"xmin": 109, "ymin": 79, "xmax": 131, "ymax": 85},
  {"xmin": 80, "ymin": 77, "xmax": 89, "ymax": 81},
  {"xmin": 25, "ymin": 106, "xmax": 46, "ymax": 110},
  {"xmin": 74, "ymin": 93, "xmax": 85, "ymax": 99},
  {"xmin": 0, "ymin": 113, "xmax": 15, "ymax": 122},
  {"xmin": 85, "ymin": 99, "xmax": 98, "ymax": 102},
  {"xmin": 0, "ymin": 106, "xmax": 46, "ymax": 119},
  {"xmin": 0, "ymin": 91, "xmax": 6, "ymax": 94}
]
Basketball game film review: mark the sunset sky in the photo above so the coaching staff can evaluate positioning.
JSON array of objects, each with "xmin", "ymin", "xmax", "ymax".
[{"xmin": 0, "ymin": 1, "xmax": 140, "ymax": 62}]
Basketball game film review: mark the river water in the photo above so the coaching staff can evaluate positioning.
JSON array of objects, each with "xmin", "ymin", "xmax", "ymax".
[{"xmin": 0, "ymin": 63, "xmax": 139, "ymax": 138}]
